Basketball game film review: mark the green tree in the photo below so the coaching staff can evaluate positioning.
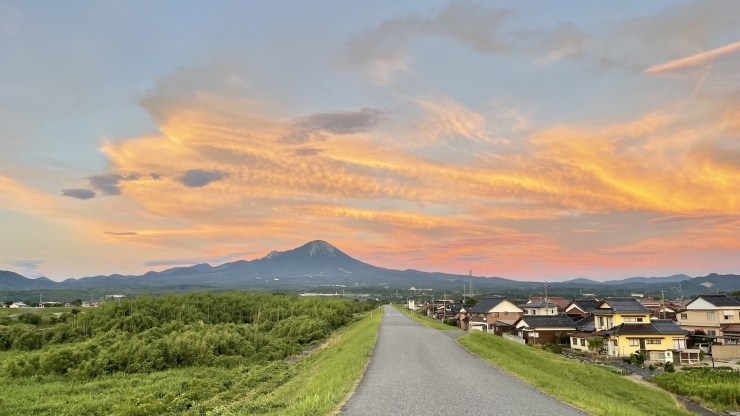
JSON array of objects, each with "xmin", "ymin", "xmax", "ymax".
[
  {"xmin": 464, "ymin": 297, "xmax": 479, "ymax": 305},
  {"xmin": 586, "ymin": 336, "xmax": 604, "ymax": 354}
]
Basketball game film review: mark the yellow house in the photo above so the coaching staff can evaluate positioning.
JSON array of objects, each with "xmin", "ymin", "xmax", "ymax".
[{"xmin": 593, "ymin": 298, "xmax": 688, "ymax": 361}]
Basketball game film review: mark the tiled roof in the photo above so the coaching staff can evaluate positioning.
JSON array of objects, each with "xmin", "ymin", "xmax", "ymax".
[
  {"xmin": 519, "ymin": 315, "xmax": 578, "ymax": 329},
  {"xmin": 570, "ymin": 299, "xmax": 600, "ymax": 313},
  {"xmin": 722, "ymin": 324, "xmax": 740, "ymax": 333},
  {"xmin": 571, "ymin": 331, "xmax": 594, "ymax": 338},
  {"xmin": 606, "ymin": 319, "xmax": 686, "ymax": 336},
  {"xmin": 574, "ymin": 314, "xmax": 594, "ymax": 331},
  {"xmin": 468, "ymin": 297, "xmax": 507, "ymax": 313},
  {"xmin": 696, "ymin": 295, "xmax": 740, "ymax": 307},
  {"xmin": 597, "ymin": 298, "xmax": 651, "ymax": 313}
]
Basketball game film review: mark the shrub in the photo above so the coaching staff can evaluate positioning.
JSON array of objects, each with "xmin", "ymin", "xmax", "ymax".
[{"xmin": 664, "ymin": 361, "xmax": 675, "ymax": 373}]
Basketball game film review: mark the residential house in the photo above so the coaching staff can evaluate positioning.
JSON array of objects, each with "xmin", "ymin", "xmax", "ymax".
[
  {"xmin": 570, "ymin": 332, "xmax": 594, "ymax": 352},
  {"xmin": 639, "ymin": 298, "xmax": 677, "ymax": 319},
  {"xmin": 676, "ymin": 294, "xmax": 740, "ymax": 342},
  {"xmin": 597, "ymin": 319, "xmax": 689, "ymax": 363},
  {"xmin": 467, "ymin": 297, "xmax": 523, "ymax": 332},
  {"xmin": 9, "ymin": 302, "xmax": 28, "ymax": 308},
  {"xmin": 565, "ymin": 299, "xmax": 600, "ymax": 319},
  {"xmin": 721, "ymin": 324, "xmax": 740, "ymax": 344},
  {"xmin": 522, "ymin": 300, "xmax": 558, "ymax": 316},
  {"xmin": 592, "ymin": 297, "xmax": 688, "ymax": 359},
  {"xmin": 491, "ymin": 319, "xmax": 518, "ymax": 336},
  {"xmin": 515, "ymin": 315, "xmax": 577, "ymax": 345},
  {"xmin": 529, "ymin": 296, "xmax": 569, "ymax": 312}
]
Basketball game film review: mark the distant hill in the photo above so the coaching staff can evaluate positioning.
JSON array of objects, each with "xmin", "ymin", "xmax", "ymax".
[
  {"xmin": 603, "ymin": 274, "xmax": 691, "ymax": 285},
  {"xmin": 0, "ymin": 241, "xmax": 512, "ymax": 291},
  {"xmin": 1, "ymin": 241, "xmax": 738, "ymax": 297}
]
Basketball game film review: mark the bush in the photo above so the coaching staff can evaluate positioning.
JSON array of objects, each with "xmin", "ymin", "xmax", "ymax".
[
  {"xmin": 543, "ymin": 343, "xmax": 563, "ymax": 354},
  {"xmin": 664, "ymin": 361, "xmax": 675, "ymax": 373}
]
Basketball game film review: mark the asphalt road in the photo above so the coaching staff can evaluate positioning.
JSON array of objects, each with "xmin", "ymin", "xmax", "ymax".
[{"xmin": 340, "ymin": 305, "xmax": 588, "ymax": 415}]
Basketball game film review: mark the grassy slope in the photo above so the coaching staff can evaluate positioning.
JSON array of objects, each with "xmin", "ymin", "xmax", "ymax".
[
  {"xmin": 653, "ymin": 369, "xmax": 740, "ymax": 412},
  {"xmin": 0, "ymin": 309, "xmax": 382, "ymax": 416},
  {"xmin": 458, "ymin": 332, "xmax": 693, "ymax": 416},
  {"xmin": 391, "ymin": 304, "xmax": 459, "ymax": 331}
]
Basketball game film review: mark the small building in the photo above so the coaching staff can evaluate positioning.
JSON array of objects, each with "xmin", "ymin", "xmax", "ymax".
[
  {"xmin": 515, "ymin": 315, "xmax": 578, "ymax": 345},
  {"xmin": 529, "ymin": 296, "xmax": 569, "ymax": 311},
  {"xmin": 9, "ymin": 302, "xmax": 28, "ymax": 308},
  {"xmin": 570, "ymin": 332, "xmax": 594, "ymax": 352},
  {"xmin": 596, "ymin": 319, "xmax": 688, "ymax": 358},
  {"xmin": 467, "ymin": 297, "xmax": 523, "ymax": 332},
  {"xmin": 522, "ymin": 300, "xmax": 559, "ymax": 316},
  {"xmin": 677, "ymin": 294, "xmax": 740, "ymax": 342}
]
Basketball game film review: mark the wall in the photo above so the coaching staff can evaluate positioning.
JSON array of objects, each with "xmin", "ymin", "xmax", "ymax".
[{"xmin": 712, "ymin": 344, "xmax": 740, "ymax": 360}]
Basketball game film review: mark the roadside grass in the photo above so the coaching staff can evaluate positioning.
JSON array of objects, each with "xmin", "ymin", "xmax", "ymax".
[
  {"xmin": 458, "ymin": 332, "xmax": 693, "ymax": 416},
  {"xmin": 223, "ymin": 307, "xmax": 382, "ymax": 415},
  {"xmin": 652, "ymin": 368, "xmax": 740, "ymax": 412},
  {"xmin": 392, "ymin": 304, "xmax": 459, "ymax": 331},
  {"xmin": 0, "ymin": 308, "xmax": 382, "ymax": 416}
]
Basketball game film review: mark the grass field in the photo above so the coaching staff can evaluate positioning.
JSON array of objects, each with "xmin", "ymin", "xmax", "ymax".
[
  {"xmin": 0, "ymin": 308, "xmax": 382, "ymax": 415},
  {"xmin": 0, "ymin": 307, "xmax": 75, "ymax": 317},
  {"xmin": 392, "ymin": 304, "xmax": 459, "ymax": 331},
  {"xmin": 458, "ymin": 332, "xmax": 693, "ymax": 416},
  {"xmin": 652, "ymin": 368, "xmax": 740, "ymax": 412}
]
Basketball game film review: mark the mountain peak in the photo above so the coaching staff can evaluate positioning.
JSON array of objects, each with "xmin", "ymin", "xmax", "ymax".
[
  {"xmin": 301, "ymin": 240, "xmax": 338, "ymax": 257},
  {"xmin": 264, "ymin": 250, "xmax": 282, "ymax": 260}
]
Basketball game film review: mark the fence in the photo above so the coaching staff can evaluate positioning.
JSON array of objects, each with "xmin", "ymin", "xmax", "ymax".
[
  {"xmin": 503, "ymin": 333, "xmax": 525, "ymax": 344},
  {"xmin": 712, "ymin": 344, "xmax": 740, "ymax": 360}
]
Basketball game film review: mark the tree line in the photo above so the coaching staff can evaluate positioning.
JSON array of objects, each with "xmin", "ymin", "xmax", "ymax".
[{"xmin": 0, "ymin": 292, "xmax": 378, "ymax": 379}]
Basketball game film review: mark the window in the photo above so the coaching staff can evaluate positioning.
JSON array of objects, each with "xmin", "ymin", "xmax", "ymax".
[
  {"xmin": 680, "ymin": 313, "xmax": 687, "ymax": 320},
  {"xmin": 524, "ymin": 310, "xmax": 528, "ymax": 315},
  {"xmin": 580, "ymin": 339, "xmax": 585, "ymax": 346},
  {"xmin": 637, "ymin": 318, "xmax": 644, "ymax": 322},
  {"xmin": 532, "ymin": 310, "xmax": 537, "ymax": 315},
  {"xmin": 707, "ymin": 312, "xmax": 716, "ymax": 321},
  {"xmin": 598, "ymin": 317, "xmax": 604, "ymax": 328},
  {"xmin": 625, "ymin": 317, "xmax": 646, "ymax": 323},
  {"xmin": 572, "ymin": 337, "xmax": 577, "ymax": 345},
  {"xmin": 708, "ymin": 330, "xmax": 716, "ymax": 336},
  {"xmin": 724, "ymin": 314, "xmax": 733, "ymax": 320},
  {"xmin": 613, "ymin": 339, "xmax": 618, "ymax": 346},
  {"xmin": 646, "ymin": 339, "xmax": 662, "ymax": 345},
  {"xmin": 629, "ymin": 339, "xmax": 640, "ymax": 347}
]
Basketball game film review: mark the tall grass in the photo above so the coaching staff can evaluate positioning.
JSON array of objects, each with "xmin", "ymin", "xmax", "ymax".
[
  {"xmin": 458, "ymin": 332, "xmax": 693, "ymax": 416},
  {"xmin": 0, "ymin": 308, "xmax": 382, "ymax": 415},
  {"xmin": 653, "ymin": 368, "xmax": 740, "ymax": 412}
]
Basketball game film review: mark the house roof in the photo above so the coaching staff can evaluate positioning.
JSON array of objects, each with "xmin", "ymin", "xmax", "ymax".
[
  {"xmin": 468, "ymin": 297, "xmax": 508, "ymax": 313},
  {"xmin": 694, "ymin": 295, "xmax": 740, "ymax": 307},
  {"xmin": 722, "ymin": 324, "xmax": 740, "ymax": 334},
  {"xmin": 567, "ymin": 299, "xmax": 600, "ymax": 313},
  {"xmin": 529, "ymin": 297, "xmax": 569, "ymax": 309},
  {"xmin": 571, "ymin": 331, "xmax": 594, "ymax": 338},
  {"xmin": 494, "ymin": 319, "xmax": 518, "ymax": 326},
  {"xmin": 596, "ymin": 298, "xmax": 651, "ymax": 314},
  {"xmin": 574, "ymin": 314, "xmax": 594, "ymax": 331},
  {"xmin": 600, "ymin": 319, "xmax": 686, "ymax": 336},
  {"xmin": 519, "ymin": 315, "xmax": 578, "ymax": 329},
  {"xmin": 525, "ymin": 300, "xmax": 558, "ymax": 308}
]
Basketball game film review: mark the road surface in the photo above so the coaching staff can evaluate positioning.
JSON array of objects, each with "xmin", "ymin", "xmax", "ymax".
[{"xmin": 340, "ymin": 305, "xmax": 587, "ymax": 415}]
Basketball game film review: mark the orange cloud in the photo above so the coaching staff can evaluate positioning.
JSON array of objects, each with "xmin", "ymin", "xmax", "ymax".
[{"xmin": 645, "ymin": 40, "xmax": 740, "ymax": 75}]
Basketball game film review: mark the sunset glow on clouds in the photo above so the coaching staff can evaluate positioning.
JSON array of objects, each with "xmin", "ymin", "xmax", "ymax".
[{"xmin": 1, "ymin": 1, "xmax": 740, "ymax": 280}]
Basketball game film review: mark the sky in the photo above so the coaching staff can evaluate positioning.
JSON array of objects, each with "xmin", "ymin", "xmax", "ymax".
[{"xmin": 1, "ymin": 1, "xmax": 740, "ymax": 282}]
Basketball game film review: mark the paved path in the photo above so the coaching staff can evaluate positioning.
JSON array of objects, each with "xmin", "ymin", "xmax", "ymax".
[{"xmin": 340, "ymin": 305, "xmax": 587, "ymax": 415}]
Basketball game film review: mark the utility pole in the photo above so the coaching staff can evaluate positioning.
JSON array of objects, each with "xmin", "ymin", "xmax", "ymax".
[
  {"xmin": 443, "ymin": 292, "xmax": 446, "ymax": 322},
  {"xmin": 660, "ymin": 290, "xmax": 667, "ymax": 319},
  {"xmin": 544, "ymin": 283, "xmax": 550, "ymax": 316},
  {"xmin": 469, "ymin": 269, "xmax": 473, "ymax": 300}
]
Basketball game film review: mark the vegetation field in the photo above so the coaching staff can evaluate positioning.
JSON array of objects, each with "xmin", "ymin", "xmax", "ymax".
[
  {"xmin": 392, "ymin": 304, "xmax": 458, "ymax": 331},
  {"xmin": 0, "ymin": 292, "xmax": 381, "ymax": 415},
  {"xmin": 0, "ymin": 307, "xmax": 75, "ymax": 318},
  {"xmin": 653, "ymin": 368, "xmax": 740, "ymax": 412},
  {"xmin": 458, "ymin": 332, "xmax": 693, "ymax": 416}
]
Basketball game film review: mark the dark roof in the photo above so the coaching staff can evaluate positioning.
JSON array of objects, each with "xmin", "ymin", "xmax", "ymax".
[
  {"xmin": 603, "ymin": 319, "xmax": 686, "ymax": 336},
  {"xmin": 722, "ymin": 324, "xmax": 740, "ymax": 333},
  {"xmin": 519, "ymin": 315, "xmax": 578, "ymax": 329},
  {"xmin": 569, "ymin": 299, "xmax": 600, "ymax": 313},
  {"xmin": 695, "ymin": 295, "xmax": 740, "ymax": 307},
  {"xmin": 574, "ymin": 314, "xmax": 594, "ymax": 331},
  {"xmin": 597, "ymin": 298, "xmax": 651, "ymax": 313},
  {"xmin": 468, "ymin": 297, "xmax": 507, "ymax": 313}
]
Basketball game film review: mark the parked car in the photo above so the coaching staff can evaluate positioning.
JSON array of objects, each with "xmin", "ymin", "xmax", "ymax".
[{"xmin": 695, "ymin": 343, "xmax": 711, "ymax": 354}]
